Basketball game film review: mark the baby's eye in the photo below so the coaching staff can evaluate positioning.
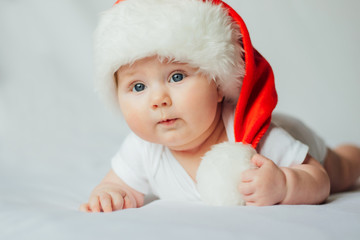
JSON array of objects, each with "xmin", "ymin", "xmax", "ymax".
[
  {"xmin": 170, "ymin": 72, "xmax": 185, "ymax": 83},
  {"xmin": 132, "ymin": 83, "xmax": 146, "ymax": 92}
]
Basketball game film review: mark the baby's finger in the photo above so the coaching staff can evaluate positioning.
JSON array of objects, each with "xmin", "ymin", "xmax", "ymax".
[
  {"xmin": 79, "ymin": 203, "xmax": 91, "ymax": 212},
  {"xmin": 240, "ymin": 169, "xmax": 257, "ymax": 183},
  {"xmin": 238, "ymin": 183, "xmax": 255, "ymax": 196},
  {"xmin": 242, "ymin": 191, "xmax": 257, "ymax": 203},
  {"xmin": 99, "ymin": 192, "xmax": 113, "ymax": 212},
  {"xmin": 245, "ymin": 201, "xmax": 258, "ymax": 206},
  {"xmin": 89, "ymin": 195, "xmax": 101, "ymax": 212},
  {"xmin": 246, "ymin": 200, "xmax": 272, "ymax": 207},
  {"xmin": 251, "ymin": 154, "xmax": 269, "ymax": 168},
  {"xmin": 109, "ymin": 191, "xmax": 124, "ymax": 211},
  {"xmin": 123, "ymin": 193, "xmax": 137, "ymax": 209}
]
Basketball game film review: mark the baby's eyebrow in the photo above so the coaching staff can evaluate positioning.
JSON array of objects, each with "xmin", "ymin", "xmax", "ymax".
[
  {"xmin": 170, "ymin": 61, "xmax": 190, "ymax": 67},
  {"xmin": 117, "ymin": 70, "xmax": 138, "ymax": 80},
  {"xmin": 114, "ymin": 70, "xmax": 136, "ymax": 87},
  {"xmin": 169, "ymin": 62, "xmax": 197, "ymax": 71},
  {"xmin": 170, "ymin": 60, "xmax": 185, "ymax": 65}
]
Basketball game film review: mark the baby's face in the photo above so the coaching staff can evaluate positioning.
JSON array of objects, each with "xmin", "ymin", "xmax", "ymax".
[{"xmin": 115, "ymin": 56, "xmax": 223, "ymax": 151}]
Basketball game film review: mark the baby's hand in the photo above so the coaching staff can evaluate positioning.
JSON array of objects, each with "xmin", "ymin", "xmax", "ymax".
[
  {"xmin": 79, "ymin": 182, "xmax": 137, "ymax": 212},
  {"xmin": 238, "ymin": 154, "xmax": 287, "ymax": 206}
]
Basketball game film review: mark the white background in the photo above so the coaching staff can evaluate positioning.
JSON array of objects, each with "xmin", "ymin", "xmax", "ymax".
[{"xmin": 0, "ymin": 1, "xmax": 359, "ymax": 239}]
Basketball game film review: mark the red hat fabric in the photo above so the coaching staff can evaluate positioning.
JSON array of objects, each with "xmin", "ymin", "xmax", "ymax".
[
  {"xmin": 110, "ymin": 0, "xmax": 278, "ymax": 149},
  {"xmin": 215, "ymin": 1, "xmax": 278, "ymax": 148}
]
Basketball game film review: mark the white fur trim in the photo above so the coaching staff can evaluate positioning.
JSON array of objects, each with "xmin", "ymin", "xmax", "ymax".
[
  {"xmin": 196, "ymin": 142, "xmax": 256, "ymax": 206},
  {"xmin": 94, "ymin": 0, "xmax": 245, "ymax": 110}
]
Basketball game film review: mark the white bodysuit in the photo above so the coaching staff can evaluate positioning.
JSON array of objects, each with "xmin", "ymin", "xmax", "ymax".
[{"xmin": 111, "ymin": 103, "xmax": 327, "ymax": 201}]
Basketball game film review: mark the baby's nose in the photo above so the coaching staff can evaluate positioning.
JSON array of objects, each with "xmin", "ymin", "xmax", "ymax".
[{"xmin": 151, "ymin": 95, "xmax": 172, "ymax": 110}]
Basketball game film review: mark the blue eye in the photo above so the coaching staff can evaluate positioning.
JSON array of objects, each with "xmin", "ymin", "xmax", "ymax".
[
  {"xmin": 170, "ymin": 73, "xmax": 185, "ymax": 83},
  {"xmin": 132, "ymin": 83, "xmax": 146, "ymax": 92}
]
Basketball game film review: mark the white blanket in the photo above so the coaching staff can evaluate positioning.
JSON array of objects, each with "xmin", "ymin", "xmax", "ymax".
[
  {"xmin": 1, "ymin": 0, "xmax": 359, "ymax": 239},
  {"xmin": 1, "ymin": 185, "xmax": 360, "ymax": 239}
]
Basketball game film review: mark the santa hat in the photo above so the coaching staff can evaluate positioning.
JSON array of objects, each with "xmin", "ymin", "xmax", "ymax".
[{"xmin": 94, "ymin": 0, "xmax": 277, "ymax": 148}]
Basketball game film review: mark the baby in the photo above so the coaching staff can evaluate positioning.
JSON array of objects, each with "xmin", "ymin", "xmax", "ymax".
[{"xmin": 80, "ymin": 0, "xmax": 360, "ymax": 212}]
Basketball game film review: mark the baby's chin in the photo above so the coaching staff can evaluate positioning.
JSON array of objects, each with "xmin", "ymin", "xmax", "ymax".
[
  {"xmin": 165, "ymin": 138, "xmax": 207, "ymax": 153},
  {"xmin": 134, "ymin": 127, "xmax": 206, "ymax": 151}
]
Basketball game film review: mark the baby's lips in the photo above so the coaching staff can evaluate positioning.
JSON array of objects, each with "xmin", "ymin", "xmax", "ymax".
[{"xmin": 158, "ymin": 118, "xmax": 178, "ymax": 125}]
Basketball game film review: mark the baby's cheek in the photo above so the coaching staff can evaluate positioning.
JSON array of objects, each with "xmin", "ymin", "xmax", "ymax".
[
  {"xmin": 122, "ymin": 106, "xmax": 150, "ymax": 139},
  {"xmin": 123, "ymin": 111, "xmax": 148, "ymax": 136}
]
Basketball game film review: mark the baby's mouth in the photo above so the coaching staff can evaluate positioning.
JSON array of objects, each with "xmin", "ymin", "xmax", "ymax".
[{"xmin": 158, "ymin": 118, "xmax": 178, "ymax": 125}]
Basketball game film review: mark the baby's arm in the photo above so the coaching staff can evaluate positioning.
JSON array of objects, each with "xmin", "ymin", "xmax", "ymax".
[
  {"xmin": 80, "ymin": 170, "xmax": 144, "ymax": 212},
  {"xmin": 238, "ymin": 154, "xmax": 330, "ymax": 206}
]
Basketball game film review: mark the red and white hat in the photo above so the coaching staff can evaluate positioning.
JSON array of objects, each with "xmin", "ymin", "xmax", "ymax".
[{"xmin": 94, "ymin": 0, "xmax": 277, "ymax": 148}]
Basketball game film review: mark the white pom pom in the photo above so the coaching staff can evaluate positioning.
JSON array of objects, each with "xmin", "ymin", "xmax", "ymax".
[{"xmin": 196, "ymin": 142, "xmax": 257, "ymax": 206}]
